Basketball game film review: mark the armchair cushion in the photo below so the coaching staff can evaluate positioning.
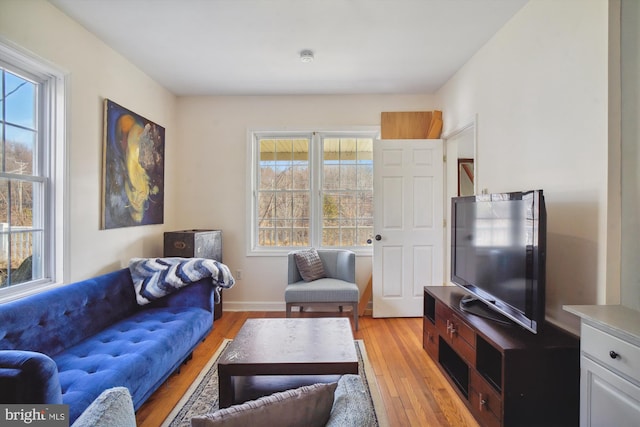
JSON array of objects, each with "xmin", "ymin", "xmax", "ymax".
[{"xmin": 293, "ymin": 248, "xmax": 326, "ymax": 282}]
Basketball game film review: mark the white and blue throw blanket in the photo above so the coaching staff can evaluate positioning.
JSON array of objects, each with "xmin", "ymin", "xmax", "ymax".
[{"xmin": 129, "ymin": 257, "xmax": 235, "ymax": 305}]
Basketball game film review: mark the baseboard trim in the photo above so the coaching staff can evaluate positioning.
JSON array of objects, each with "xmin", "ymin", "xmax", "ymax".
[{"xmin": 222, "ymin": 301, "xmax": 373, "ymax": 315}]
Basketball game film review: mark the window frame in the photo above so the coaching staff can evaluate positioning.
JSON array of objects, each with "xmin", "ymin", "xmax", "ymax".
[
  {"xmin": 247, "ymin": 127, "xmax": 379, "ymax": 256},
  {"xmin": 0, "ymin": 38, "xmax": 67, "ymax": 302}
]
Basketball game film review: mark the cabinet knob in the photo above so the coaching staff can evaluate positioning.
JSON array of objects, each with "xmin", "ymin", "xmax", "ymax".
[
  {"xmin": 609, "ymin": 350, "xmax": 620, "ymax": 359},
  {"xmin": 479, "ymin": 393, "xmax": 487, "ymax": 410}
]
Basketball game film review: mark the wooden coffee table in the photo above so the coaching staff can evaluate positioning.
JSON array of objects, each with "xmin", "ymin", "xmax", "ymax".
[{"xmin": 217, "ymin": 317, "xmax": 358, "ymax": 408}]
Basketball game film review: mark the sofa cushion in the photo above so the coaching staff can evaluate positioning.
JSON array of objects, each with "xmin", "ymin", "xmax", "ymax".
[
  {"xmin": 54, "ymin": 306, "xmax": 212, "ymax": 422},
  {"xmin": 191, "ymin": 382, "xmax": 338, "ymax": 427},
  {"xmin": 294, "ymin": 249, "xmax": 326, "ymax": 282}
]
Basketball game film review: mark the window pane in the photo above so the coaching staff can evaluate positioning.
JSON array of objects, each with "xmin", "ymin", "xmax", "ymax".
[
  {"xmin": 4, "ymin": 71, "xmax": 36, "ymax": 129},
  {"xmin": 357, "ymin": 225, "xmax": 373, "ymax": 246},
  {"xmin": 341, "ymin": 227, "xmax": 356, "ymax": 246},
  {"xmin": 323, "ymin": 164, "xmax": 340, "ymax": 190},
  {"xmin": 0, "ymin": 178, "xmax": 40, "ymax": 288},
  {"xmin": 259, "ymin": 165, "xmax": 276, "ymax": 189},
  {"xmin": 256, "ymin": 137, "xmax": 310, "ymax": 247},
  {"xmin": 291, "ymin": 165, "xmax": 308, "ymax": 190},
  {"xmin": 275, "ymin": 164, "xmax": 292, "ymax": 190},
  {"xmin": 357, "ymin": 139, "xmax": 373, "ymax": 160},
  {"xmin": 275, "ymin": 192, "xmax": 292, "ymax": 218},
  {"xmin": 258, "ymin": 192, "xmax": 276, "ymax": 219},
  {"xmin": 10, "ymin": 180, "xmax": 33, "ymax": 227},
  {"xmin": 276, "ymin": 226, "xmax": 292, "ymax": 246},
  {"xmin": 259, "ymin": 228, "xmax": 274, "ymax": 246},
  {"xmin": 259, "ymin": 139, "xmax": 275, "ymax": 159},
  {"xmin": 0, "ymin": 179, "xmax": 7, "ymax": 224},
  {"xmin": 4, "ymin": 125, "xmax": 36, "ymax": 175},
  {"xmin": 321, "ymin": 136, "xmax": 375, "ymax": 248},
  {"xmin": 7, "ymin": 231, "xmax": 35, "ymax": 285},
  {"xmin": 292, "ymin": 225, "xmax": 308, "ymax": 246},
  {"xmin": 357, "ymin": 164, "xmax": 373, "ymax": 190},
  {"xmin": 274, "ymin": 141, "xmax": 293, "ymax": 161},
  {"xmin": 292, "ymin": 192, "xmax": 309, "ymax": 221},
  {"xmin": 357, "ymin": 191, "xmax": 373, "ymax": 218},
  {"xmin": 340, "ymin": 164, "xmax": 357, "ymax": 190}
]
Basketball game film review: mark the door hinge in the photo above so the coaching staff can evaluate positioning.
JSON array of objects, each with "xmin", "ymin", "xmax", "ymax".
[
  {"xmin": 443, "ymin": 154, "xmax": 447, "ymax": 162},
  {"xmin": 443, "ymin": 219, "xmax": 447, "ymax": 228}
]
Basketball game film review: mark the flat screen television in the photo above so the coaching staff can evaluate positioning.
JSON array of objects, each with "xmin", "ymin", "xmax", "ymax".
[{"xmin": 450, "ymin": 189, "xmax": 546, "ymax": 334}]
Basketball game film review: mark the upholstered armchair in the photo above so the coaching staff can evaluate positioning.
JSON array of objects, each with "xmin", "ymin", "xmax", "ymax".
[{"xmin": 285, "ymin": 249, "xmax": 359, "ymax": 330}]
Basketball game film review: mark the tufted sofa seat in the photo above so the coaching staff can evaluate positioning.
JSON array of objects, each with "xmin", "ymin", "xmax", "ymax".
[{"xmin": 0, "ymin": 268, "xmax": 216, "ymax": 424}]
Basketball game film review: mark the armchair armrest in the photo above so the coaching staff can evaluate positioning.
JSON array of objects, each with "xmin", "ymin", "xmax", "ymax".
[
  {"xmin": 0, "ymin": 350, "xmax": 62, "ymax": 404},
  {"xmin": 333, "ymin": 250, "xmax": 356, "ymax": 283}
]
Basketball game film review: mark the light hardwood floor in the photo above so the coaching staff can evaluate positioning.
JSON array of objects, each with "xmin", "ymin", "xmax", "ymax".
[{"xmin": 135, "ymin": 311, "xmax": 480, "ymax": 427}]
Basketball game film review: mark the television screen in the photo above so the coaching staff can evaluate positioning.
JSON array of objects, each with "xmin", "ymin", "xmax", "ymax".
[{"xmin": 451, "ymin": 190, "xmax": 546, "ymax": 333}]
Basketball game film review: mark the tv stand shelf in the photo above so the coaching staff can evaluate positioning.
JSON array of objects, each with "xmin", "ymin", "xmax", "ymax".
[{"xmin": 424, "ymin": 286, "xmax": 580, "ymax": 427}]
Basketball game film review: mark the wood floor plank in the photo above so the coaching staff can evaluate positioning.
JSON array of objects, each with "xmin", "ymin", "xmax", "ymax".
[{"xmin": 135, "ymin": 311, "xmax": 478, "ymax": 427}]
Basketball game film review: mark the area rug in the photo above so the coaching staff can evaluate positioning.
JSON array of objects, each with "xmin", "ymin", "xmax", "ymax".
[{"xmin": 161, "ymin": 339, "xmax": 389, "ymax": 427}]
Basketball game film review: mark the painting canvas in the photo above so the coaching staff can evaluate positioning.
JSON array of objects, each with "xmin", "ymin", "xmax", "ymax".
[{"xmin": 102, "ymin": 99, "xmax": 165, "ymax": 229}]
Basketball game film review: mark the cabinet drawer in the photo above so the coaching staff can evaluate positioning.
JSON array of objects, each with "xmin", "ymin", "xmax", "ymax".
[
  {"xmin": 435, "ymin": 303, "xmax": 475, "ymax": 346},
  {"xmin": 582, "ymin": 323, "xmax": 640, "ymax": 383},
  {"xmin": 436, "ymin": 302, "xmax": 475, "ymax": 364},
  {"xmin": 470, "ymin": 369, "xmax": 502, "ymax": 427},
  {"xmin": 423, "ymin": 318, "xmax": 438, "ymax": 359}
]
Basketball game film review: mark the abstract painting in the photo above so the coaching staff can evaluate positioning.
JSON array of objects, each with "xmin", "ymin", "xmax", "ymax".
[{"xmin": 102, "ymin": 99, "xmax": 165, "ymax": 229}]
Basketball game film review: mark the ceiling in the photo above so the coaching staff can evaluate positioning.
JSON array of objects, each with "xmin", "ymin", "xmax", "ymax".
[{"xmin": 48, "ymin": 0, "xmax": 528, "ymax": 96}]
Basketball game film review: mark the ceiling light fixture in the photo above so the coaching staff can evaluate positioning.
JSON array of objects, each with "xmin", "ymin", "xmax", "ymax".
[{"xmin": 300, "ymin": 50, "xmax": 314, "ymax": 63}]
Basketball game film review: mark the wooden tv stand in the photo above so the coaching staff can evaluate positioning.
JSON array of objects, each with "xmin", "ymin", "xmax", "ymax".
[{"xmin": 423, "ymin": 286, "xmax": 580, "ymax": 427}]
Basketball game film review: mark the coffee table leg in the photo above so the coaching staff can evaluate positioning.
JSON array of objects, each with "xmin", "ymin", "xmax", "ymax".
[{"xmin": 218, "ymin": 365, "xmax": 234, "ymax": 409}]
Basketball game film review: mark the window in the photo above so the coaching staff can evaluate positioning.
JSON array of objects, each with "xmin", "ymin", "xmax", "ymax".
[
  {"xmin": 0, "ymin": 42, "xmax": 65, "ymax": 298},
  {"xmin": 249, "ymin": 129, "xmax": 377, "ymax": 254}
]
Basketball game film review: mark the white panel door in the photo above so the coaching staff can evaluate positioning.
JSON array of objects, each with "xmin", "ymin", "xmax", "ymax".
[{"xmin": 372, "ymin": 139, "xmax": 444, "ymax": 317}]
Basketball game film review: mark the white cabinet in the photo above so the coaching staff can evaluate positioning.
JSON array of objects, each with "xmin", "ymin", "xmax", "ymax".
[
  {"xmin": 564, "ymin": 305, "xmax": 640, "ymax": 427},
  {"xmin": 581, "ymin": 355, "xmax": 640, "ymax": 426}
]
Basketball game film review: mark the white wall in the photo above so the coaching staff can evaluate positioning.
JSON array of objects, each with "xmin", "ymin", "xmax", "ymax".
[
  {"xmin": 0, "ymin": 0, "xmax": 178, "ymax": 281},
  {"xmin": 1, "ymin": 0, "xmax": 617, "ymax": 327},
  {"xmin": 175, "ymin": 95, "xmax": 437, "ymax": 310},
  {"xmin": 620, "ymin": 0, "xmax": 640, "ymax": 311},
  {"xmin": 437, "ymin": 0, "xmax": 610, "ymax": 332}
]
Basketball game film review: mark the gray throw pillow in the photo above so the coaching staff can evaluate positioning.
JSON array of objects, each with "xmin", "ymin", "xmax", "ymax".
[
  {"xmin": 190, "ymin": 382, "xmax": 338, "ymax": 427},
  {"xmin": 71, "ymin": 387, "xmax": 136, "ymax": 427},
  {"xmin": 326, "ymin": 375, "xmax": 376, "ymax": 426},
  {"xmin": 294, "ymin": 248, "xmax": 326, "ymax": 282}
]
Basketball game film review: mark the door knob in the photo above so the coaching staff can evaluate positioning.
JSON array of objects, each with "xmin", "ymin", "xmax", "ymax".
[
  {"xmin": 366, "ymin": 238, "xmax": 372, "ymax": 244},
  {"xmin": 375, "ymin": 235, "xmax": 382, "ymax": 241}
]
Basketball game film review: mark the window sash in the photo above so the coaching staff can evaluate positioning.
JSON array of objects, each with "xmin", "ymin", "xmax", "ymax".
[
  {"xmin": 250, "ymin": 130, "xmax": 377, "ymax": 254},
  {"xmin": 0, "ymin": 41, "xmax": 64, "ymax": 299}
]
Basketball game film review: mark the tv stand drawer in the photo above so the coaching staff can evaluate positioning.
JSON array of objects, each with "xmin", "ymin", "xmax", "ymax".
[
  {"xmin": 470, "ymin": 370, "xmax": 502, "ymax": 427},
  {"xmin": 436, "ymin": 301, "xmax": 475, "ymax": 364}
]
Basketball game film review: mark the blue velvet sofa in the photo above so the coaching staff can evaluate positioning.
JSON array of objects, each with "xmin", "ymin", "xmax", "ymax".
[{"xmin": 0, "ymin": 267, "xmax": 216, "ymax": 423}]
